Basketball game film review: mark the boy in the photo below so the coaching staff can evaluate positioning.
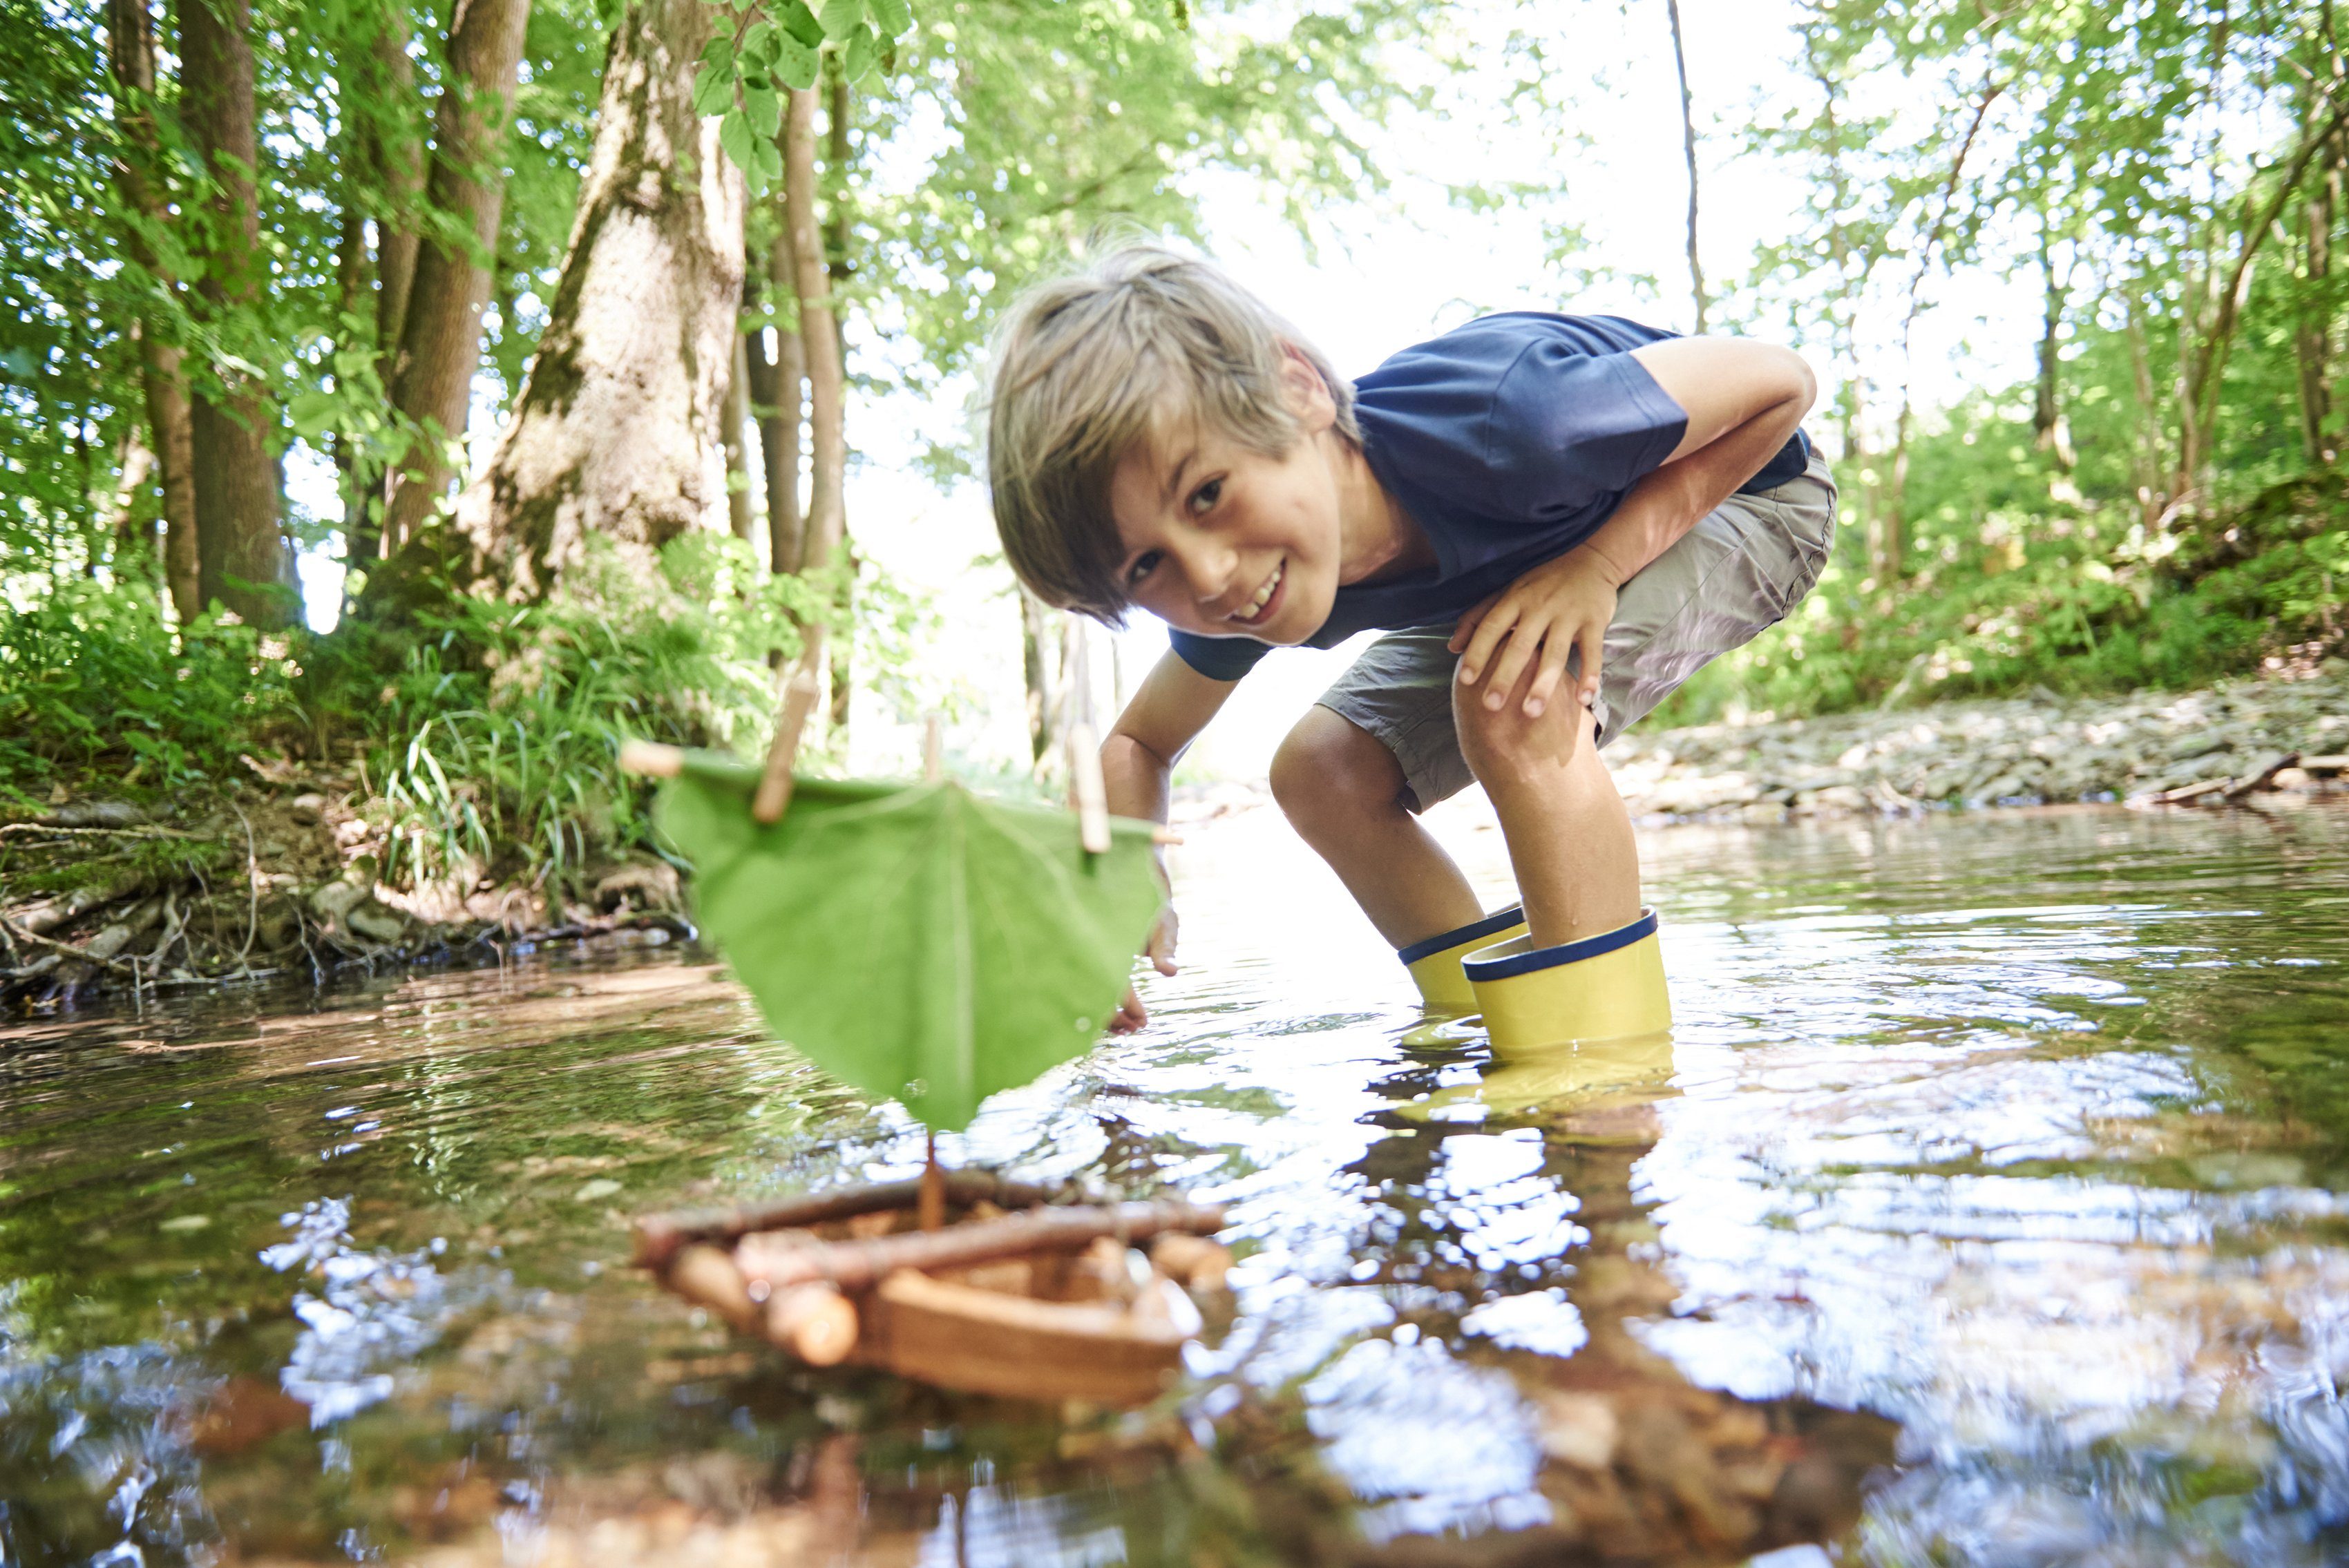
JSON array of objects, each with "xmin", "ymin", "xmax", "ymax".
[{"xmin": 988, "ymin": 245, "xmax": 1832, "ymax": 1046}]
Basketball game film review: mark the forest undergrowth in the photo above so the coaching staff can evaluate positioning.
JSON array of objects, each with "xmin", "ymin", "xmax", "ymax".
[
  {"xmin": 0, "ymin": 535, "xmax": 857, "ymax": 1008},
  {"xmin": 1655, "ymin": 453, "xmax": 2349, "ymax": 728}
]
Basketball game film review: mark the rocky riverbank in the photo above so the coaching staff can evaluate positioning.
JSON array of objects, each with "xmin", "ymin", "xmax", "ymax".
[
  {"xmin": 1165, "ymin": 667, "xmax": 2349, "ymax": 830},
  {"xmin": 1601, "ymin": 665, "xmax": 2349, "ymax": 822}
]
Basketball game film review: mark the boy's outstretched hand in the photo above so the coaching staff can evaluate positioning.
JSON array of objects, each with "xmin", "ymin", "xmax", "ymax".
[
  {"xmin": 1449, "ymin": 545, "xmax": 1624, "ymax": 720},
  {"xmin": 1107, "ymin": 903, "xmax": 1181, "ymax": 1033}
]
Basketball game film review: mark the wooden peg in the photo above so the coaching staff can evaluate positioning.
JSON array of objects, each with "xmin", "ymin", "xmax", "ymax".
[
  {"xmin": 665, "ymin": 1243, "xmax": 761, "ymax": 1332},
  {"xmin": 765, "ymin": 1281, "xmax": 859, "ymax": 1366},
  {"xmin": 923, "ymin": 714, "xmax": 944, "ymax": 783},
  {"xmin": 1067, "ymin": 720, "xmax": 1111, "ymax": 854},
  {"xmin": 918, "ymin": 1129, "xmax": 945, "ymax": 1232},
  {"xmin": 618, "ymin": 739, "xmax": 683, "ymax": 778},
  {"xmin": 753, "ymin": 661, "xmax": 824, "ymax": 825}
]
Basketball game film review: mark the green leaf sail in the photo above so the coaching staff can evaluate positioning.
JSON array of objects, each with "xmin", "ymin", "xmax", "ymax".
[{"xmin": 656, "ymin": 756, "xmax": 1165, "ymax": 1131}]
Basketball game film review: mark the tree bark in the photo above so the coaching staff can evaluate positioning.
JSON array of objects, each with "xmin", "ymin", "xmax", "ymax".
[
  {"xmin": 1664, "ymin": 0, "xmax": 1705, "ymax": 334},
  {"xmin": 106, "ymin": 0, "xmax": 201, "ymax": 623},
  {"xmin": 743, "ymin": 243, "xmax": 806, "ymax": 574},
  {"xmin": 379, "ymin": 0, "xmax": 535, "ymax": 556},
  {"xmin": 179, "ymin": 0, "xmax": 296, "ymax": 625},
  {"xmin": 417, "ymin": 0, "xmax": 746, "ymax": 600}
]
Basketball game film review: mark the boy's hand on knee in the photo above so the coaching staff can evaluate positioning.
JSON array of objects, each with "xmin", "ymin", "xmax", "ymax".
[
  {"xmin": 1449, "ymin": 548, "xmax": 1620, "ymax": 718},
  {"xmin": 1107, "ymin": 906, "xmax": 1181, "ymax": 1033}
]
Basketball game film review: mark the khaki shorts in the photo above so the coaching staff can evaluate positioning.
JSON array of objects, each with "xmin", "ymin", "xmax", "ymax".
[{"xmin": 1318, "ymin": 451, "xmax": 1836, "ymax": 812}]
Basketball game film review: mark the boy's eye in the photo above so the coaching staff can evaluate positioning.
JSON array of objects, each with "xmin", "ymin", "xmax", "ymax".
[
  {"xmin": 1126, "ymin": 550, "xmax": 1162, "ymax": 586},
  {"xmin": 1187, "ymin": 477, "xmax": 1222, "ymax": 515}
]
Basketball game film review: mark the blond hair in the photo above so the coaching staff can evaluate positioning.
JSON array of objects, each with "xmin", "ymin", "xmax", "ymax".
[{"xmin": 986, "ymin": 244, "xmax": 1358, "ymax": 623}]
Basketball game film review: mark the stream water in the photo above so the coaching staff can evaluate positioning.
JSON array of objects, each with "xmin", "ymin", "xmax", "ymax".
[{"xmin": 6, "ymin": 798, "xmax": 2349, "ymax": 1566}]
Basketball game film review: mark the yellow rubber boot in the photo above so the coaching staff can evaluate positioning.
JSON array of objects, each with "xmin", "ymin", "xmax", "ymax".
[
  {"xmin": 1397, "ymin": 906, "xmax": 1528, "ymax": 1011},
  {"xmin": 1464, "ymin": 909, "xmax": 1672, "ymax": 1055}
]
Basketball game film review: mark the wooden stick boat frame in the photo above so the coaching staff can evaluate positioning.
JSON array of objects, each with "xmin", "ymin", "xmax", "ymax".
[{"xmin": 635, "ymin": 1176, "xmax": 1228, "ymax": 1406}]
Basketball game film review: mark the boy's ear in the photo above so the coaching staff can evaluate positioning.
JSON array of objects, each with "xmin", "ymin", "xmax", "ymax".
[{"xmin": 1277, "ymin": 344, "xmax": 1337, "ymax": 434}]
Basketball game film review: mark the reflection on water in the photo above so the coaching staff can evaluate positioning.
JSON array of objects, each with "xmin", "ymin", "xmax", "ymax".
[{"xmin": 4, "ymin": 801, "xmax": 2348, "ymax": 1564}]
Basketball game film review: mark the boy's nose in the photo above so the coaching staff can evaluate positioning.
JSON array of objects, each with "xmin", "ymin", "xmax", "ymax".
[{"xmin": 1172, "ymin": 536, "xmax": 1239, "ymax": 609}]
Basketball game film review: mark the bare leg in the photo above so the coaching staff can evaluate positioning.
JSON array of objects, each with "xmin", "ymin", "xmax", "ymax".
[
  {"xmin": 1271, "ymin": 707, "xmax": 1483, "ymax": 950},
  {"xmin": 1452, "ymin": 660, "xmax": 1641, "ymax": 949}
]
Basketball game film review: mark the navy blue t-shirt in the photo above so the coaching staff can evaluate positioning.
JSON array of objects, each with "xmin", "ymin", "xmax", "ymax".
[{"xmin": 1168, "ymin": 312, "xmax": 1811, "ymax": 681}]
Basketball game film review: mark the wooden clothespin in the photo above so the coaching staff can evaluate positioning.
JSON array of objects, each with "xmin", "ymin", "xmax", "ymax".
[
  {"xmin": 753, "ymin": 647, "xmax": 826, "ymax": 825},
  {"xmin": 923, "ymin": 713, "xmax": 944, "ymax": 784}
]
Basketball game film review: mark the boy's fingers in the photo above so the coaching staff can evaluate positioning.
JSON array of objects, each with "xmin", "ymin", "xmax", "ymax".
[
  {"xmin": 1110, "ymin": 984, "xmax": 1148, "ymax": 1033},
  {"xmin": 1458, "ymin": 600, "xmax": 1520, "ymax": 685},
  {"xmin": 1576, "ymin": 622, "xmax": 1606, "ymax": 702},
  {"xmin": 1523, "ymin": 635, "xmax": 1576, "ymax": 717},
  {"xmin": 1447, "ymin": 592, "xmax": 1504, "ymax": 654},
  {"xmin": 1481, "ymin": 621, "xmax": 1543, "ymax": 710}
]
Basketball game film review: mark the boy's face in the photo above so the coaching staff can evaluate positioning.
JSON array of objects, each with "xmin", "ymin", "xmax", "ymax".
[{"xmin": 1105, "ymin": 353, "xmax": 1344, "ymax": 646}]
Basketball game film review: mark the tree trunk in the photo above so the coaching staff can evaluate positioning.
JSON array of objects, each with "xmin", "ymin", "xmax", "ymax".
[
  {"xmin": 106, "ymin": 0, "xmax": 201, "ymax": 623},
  {"xmin": 725, "ymin": 329, "xmax": 756, "ymax": 542},
  {"xmin": 824, "ymin": 70, "xmax": 853, "ymax": 732},
  {"xmin": 420, "ymin": 0, "xmax": 746, "ymax": 600},
  {"xmin": 1020, "ymin": 589, "xmax": 1059, "ymax": 765},
  {"xmin": 743, "ymin": 243, "xmax": 806, "ymax": 575},
  {"xmin": 2170, "ymin": 93, "xmax": 2349, "ymax": 510},
  {"xmin": 785, "ymin": 87, "xmax": 846, "ymax": 577},
  {"xmin": 371, "ymin": 11, "xmax": 425, "ymax": 390},
  {"xmin": 2298, "ymin": 124, "xmax": 2343, "ymax": 467},
  {"xmin": 379, "ymin": 0, "xmax": 535, "ymax": 556},
  {"xmin": 179, "ymin": 0, "xmax": 295, "ymax": 625},
  {"xmin": 1881, "ymin": 76, "xmax": 2000, "ymax": 584},
  {"xmin": 2031, "ymin": 210, "xmax": 2077, "ymax": 474},
  {"xmin": 1664, "ymin": 0, "xmax": 1705, "ymax": 334},
  {"xmin": 2126, "ymin": 296, "xmax": 2165, "ymax": 529}
]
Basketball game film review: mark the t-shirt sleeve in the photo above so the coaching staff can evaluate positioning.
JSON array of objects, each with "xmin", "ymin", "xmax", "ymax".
[
  {"xmin": 1168, "ymin": 628, "xmax": 1273, "ymax": 682},
  {"xmin": 1482, "ymin": 343, "xmax": 1689, "ymax": 522}
]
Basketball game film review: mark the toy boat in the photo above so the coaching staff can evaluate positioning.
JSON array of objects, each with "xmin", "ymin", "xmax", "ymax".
[{"xmin": 633, "ymin": 1172, "xmax": 1230, "ymax": 1406}]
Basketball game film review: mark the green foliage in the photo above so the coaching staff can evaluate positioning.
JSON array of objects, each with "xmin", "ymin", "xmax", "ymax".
[
  {"xmin": 0, "ymin": 583, "xmax": 307, "ymax": 803},
  {"xmin": 1653, "ymin": 415, "xmax": 2349, "ymax": 725},
  {"xmin": 343, "ymin": 535, "xmax": 829, "ymax": 887},
  {"xmin": 658, "ymin": 754, "xmax": 1164, "ymax": 1129}
]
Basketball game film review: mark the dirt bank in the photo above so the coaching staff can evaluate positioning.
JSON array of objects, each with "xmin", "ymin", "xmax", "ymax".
[{"xmin": 0, "ymin": 758, "xmax": 686, "ymax": 1013}]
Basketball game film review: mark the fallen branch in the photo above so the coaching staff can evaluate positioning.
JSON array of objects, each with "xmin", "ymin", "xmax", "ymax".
[
  {"xmin": 2221, "ymin": 752, "xmax": 2301, "ymax": 803},
  {"xmin": 2141, "ymin": 777, "xmax": 2232, "ymax": 806},
  {"xmin": 5, "ymin": 872, "xmax": 151, "ymax": 937},
  {"xmin": 0, "ymin": 916, "xmax": 146, "ymax": 976}
]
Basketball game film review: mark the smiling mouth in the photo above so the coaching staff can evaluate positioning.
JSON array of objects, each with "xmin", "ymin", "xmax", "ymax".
[{"xmin": 1230, "ymin": 560, "xmax": 1284, "ymax": 627}]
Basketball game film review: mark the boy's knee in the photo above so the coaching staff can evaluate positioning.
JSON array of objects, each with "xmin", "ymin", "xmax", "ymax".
[
  {"xmin": 1271, "ymin": 708, "xmax": 1408, "ymax": 832},
  {"xmin": 1452, "ymin": 666, "xmax": 1598, "ymax": 791}
]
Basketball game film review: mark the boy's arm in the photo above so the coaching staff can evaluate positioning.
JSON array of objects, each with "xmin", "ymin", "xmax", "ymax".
[
  {"xmin": 1103, "ymin": 649, "xmax": 1238, "ymax": 1031},
  {"xmin": 1454, "ymin": 338, "xmax": 1817, "ymax": 718}
]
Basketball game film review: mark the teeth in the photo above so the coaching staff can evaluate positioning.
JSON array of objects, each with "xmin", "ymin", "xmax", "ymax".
[{"xmin": 1241, "ymin": 563, "xmax": 1282, "ymax": 619}]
